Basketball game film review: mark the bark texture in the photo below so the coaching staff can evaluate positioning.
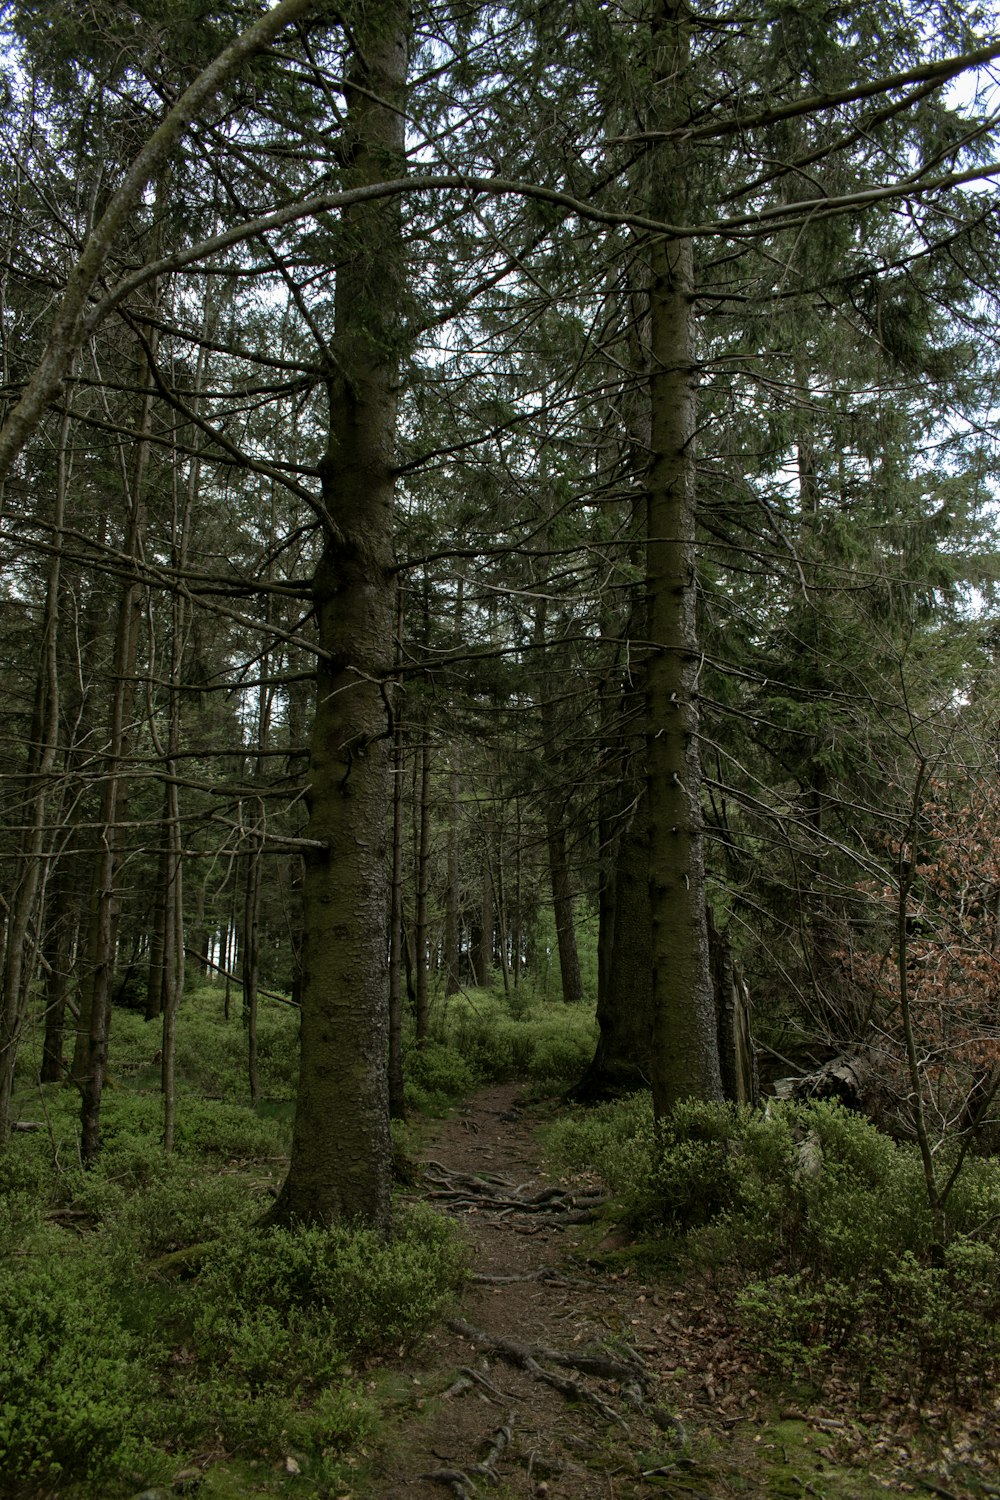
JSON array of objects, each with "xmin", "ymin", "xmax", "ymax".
[
  {"xmin": 266, "ymin": 0, "xmax": 409, "ymax": 1232},
  {"xmin": 572, "ymin": 790, "xmax": 653, "ymax": 1102},
  {"xmin": 645, "ymin": 0, "xmax": 723, "ymax": 1113}
]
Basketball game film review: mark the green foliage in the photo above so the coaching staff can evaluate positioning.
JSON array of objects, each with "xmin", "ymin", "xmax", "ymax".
[
  {"xmin": 98, "ymin": 986, "xmax": 300, "ymax": 1103},
  {"xmin": 545, "ymin": 1091, "xmax": 660, "ymax": 1199},
  {"xmin": 0, "ymin": 1186, "xmax": 42, "ymax": 1254},
  {"xmin": 98, "ymin": 1163, "xmax": 260, "ymax": 1271},
  {"xmin": 547, "ymin": 1094, "xmax": 1000, "ymax": 1398},
  {"xmin": 0, "ymin": 1260, "xmax": 161, "ymax": 1495},
  {"xmin": 194, "ymin": 1201, "xmax": 466, "ymax": 1365},
  {"xmin": 0, "ymin": 983, "xmax": 464, "ymax": 1490},
  {"xmin": 0, "ymin": 1132, "xmax": 55, "ymax": 1253},
  {"xmin": 171, "ymin": 1096, "xmax": 289, "ymax": 1159},
  {"xmin": 398, "ymin": 985, "xmax": 598, "ymax": 1114},
  {"xmin": 422, "ymin": 986, "xmax": 597, "ymax": 1095},
  {"xmin": 528, "ymin": 903, "xmax": 600, "ymax": 1003},
  {"xmin": 0, "ymin": 1133, "xmax": 464, "ymax": 1489},
  {"xmin": 177, "ymin": 1203, "xmax": 467, "ymax": 1458},
  {"xmin": 173, "ymin": 991, "xmax": 299, "ymax": 1102},
  {"xmin": 404, "ymin": 1038, "xmax": 478, "ymax": 1112}
]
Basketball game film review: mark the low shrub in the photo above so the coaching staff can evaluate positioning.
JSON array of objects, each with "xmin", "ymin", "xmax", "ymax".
[
  {"xmin": 547, "ymin": 1092, "xmax": 1000, "ymax": 1399},
  {"xmin": 178, "ymin": 1202, "xmax": 467, "ymax": 1457},
  {"xmin": 404, "ymin": 1039, "xmax": 478, "ymax": 1112},
  {"xmin": 0, "ymin": 1181, "xmax": 467, "ymax": 1485},
  {"xmin": 98, "ymin": 1162, "xmax": 261, "ymax": 1271},
  {"xmin": 423, "ymin": 988, "xmax": 598, "ymax": 1095},
  {"xmin": 173, "ymin": 996, "xmax": 299, "ymax": 1102},
  {"xmin": 194, "ymin": 1200, "xmax": 466, "ymax": 1367},
  {"xmin": 171, "ymin": 1095, "xmax": 289, "ymax": 1160},
  {"xmin": 0, "ymin": 1261, "xmax": 161, "ymax": 1495}
]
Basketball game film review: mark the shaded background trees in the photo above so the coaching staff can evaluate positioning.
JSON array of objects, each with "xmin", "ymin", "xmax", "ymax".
[{"xmin": 1, "ymin": 0, "xmax": 1000, "ymax": 1219}]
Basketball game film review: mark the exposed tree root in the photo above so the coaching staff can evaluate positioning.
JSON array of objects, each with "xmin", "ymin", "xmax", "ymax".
[
  {"xmin": 472, "ymin": 1269, "xmax": 605, "ymax": 1289},
  {"xmin": 446, "ymin": 1316, "xmax": 653, "ymax": 1427},
  {"xmin": 476, "ymin": 1411, "xmax": 515, "ymax": 1479},
  {"xmin": 423, "ymin": 1163, "xmax": 607, "ymax": 1225},
  {"xmin": 420, "ymin": 1466, "xmax": 477, "ymax": 1498},
  {"xmin": 421, "ymin": 1412, "xmax": 517, "ymax": 1496},
  {"xmin": 448, "ymin": 1316, "xmax": 646, "ymax": 1384}
]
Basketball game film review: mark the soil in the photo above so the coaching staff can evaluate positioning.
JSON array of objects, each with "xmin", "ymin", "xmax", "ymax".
[{"xmin": 359, "ymin": 1084, "xmax": 1000, "ymax": 1500}]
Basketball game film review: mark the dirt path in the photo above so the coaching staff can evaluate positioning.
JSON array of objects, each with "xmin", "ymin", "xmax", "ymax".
[
  {"xmin": 365, "ymin": 1085, "xmax": 716, "ymax": 1499},
  {"xmin": 360, "ymin": 1085, "xmax": 998, "ymax": 1500}
]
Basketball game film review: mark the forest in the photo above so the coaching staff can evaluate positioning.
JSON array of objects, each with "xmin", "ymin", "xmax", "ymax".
[{"xmin": 4, "ymin": 0, "xmax": 1000, "ymax": 1494}]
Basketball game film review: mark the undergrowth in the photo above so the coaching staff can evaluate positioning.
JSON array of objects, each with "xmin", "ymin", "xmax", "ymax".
[
  {"xmin": 0, "ymin": 1125, "xmax": 465, "ymax": 1498},
  {"xmin": 404, "ymin": 984, "xmax": 597, "ymax": 1111},
  {"xmin": 546, "ymin": 1093, "xmax": 1000, "ymax": 1403},
  {"xmin": 1, "ymin": 974, "xmax": 588, "ymax": 1495},
  {"xmin": 0, "ymin": 980, "xmax": 484, "ymax": 1497}
]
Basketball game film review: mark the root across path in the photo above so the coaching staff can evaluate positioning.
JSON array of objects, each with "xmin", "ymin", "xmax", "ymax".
[{"xmin": 370, "ymin": 1083, "xmax": 686, "ymax": 1499}]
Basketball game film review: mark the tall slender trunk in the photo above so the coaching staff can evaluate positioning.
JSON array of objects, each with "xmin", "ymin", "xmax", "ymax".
[
  {"xmin": 160, "ymin": 773, "xmax": 184, "ymax": 1150},
  {"xmin": 414, "ymin": 735, "xmax": 432, "ymax": 1040},
  {"xmin": 160, "ymin": 444, "xmax": 191, "ymax": 1151},
  {"xmin": 510, "ymin": 778, "xmax": 523, "ymax": 990},
  {"xmin": 75, "ymin": 522, "xmax": 146, "ymax": 1161},
  {"xmin": 75, "ymin": 302, "xmax": 158, "ymax": 1162},
  {"xmin": 388, "ymin": 604, "xmax": 406, "ymax": 1117},
  {"xmin": 546, "ymin": 823, "xmax": 582, "ymax": 1003},
  {"xmin": 645, "ymin": 0, "xmax": 723, "ymax": 1113},
  {"xmin": 444, "ymin": 748, "xmax": 462, "ymax": 994},
  {"xmin": 443, "ymin": 581, "xmax": 464, "ymax": 995},
  {"xmin": 221, "ymin": 899, "xmax": 234, "ymax": 1018},
  {"xmin": 267, "ymin": 0, "xmax": 409, "ymax": 1232},
  {"xmin": 533, "ymin": 593, "xmax": 583, "ymax": 1004},
  {"xmin": 40, "ymin": 859, "xmax": 80, "ymax": 1084},
  {"xmin": 241, "ymin": 844, "xmax": 262, "ymax": 1108},
  {"xmin": 145, "ymin": 852, "xmax": 168, "ymax": 1021},
  {"xmin": 0, "ymin": 408, "xmax": 68, "ymax": 1140},
  {"xmin": 473, "ymin": 806, "xmax": 496, "ymax": 987}
]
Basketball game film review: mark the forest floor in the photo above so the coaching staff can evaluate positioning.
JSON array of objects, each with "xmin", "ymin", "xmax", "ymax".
[{"xmin": 357, "ymin": 1083, "xmax": 1000, "ymax": 1500}]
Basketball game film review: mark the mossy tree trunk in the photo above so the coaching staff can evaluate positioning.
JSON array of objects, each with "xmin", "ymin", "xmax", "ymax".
[{"xmin": 266, "ymin": 0, "xmax": 409, "ymax": 1232}]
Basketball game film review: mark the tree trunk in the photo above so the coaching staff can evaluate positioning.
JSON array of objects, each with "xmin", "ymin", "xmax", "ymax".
[
  {"xmin": 707, "ymin": 909, "xmax": 756, "ymax": 1105},
  {"xmin": 473, "ymin": 808, "xmax": 496, "ymax": 988},
  {"xmin": 40, "ymin": 860, "xmax": 80, "ymax": 1084},
  {"xmin": 266, "ymin": 0, "xmax": 409, "ymax": 1232},
  {"xmin": 145, "ymin": 857, "xmax": 168, "ymax": 1022},
  {"xmin": 414, "ymin": 735, "xmax": 432, "ymax": 1041},
  {"xmin": 388, "ymin": 640, "xmax": 406, "ymax": 1119},
  {"xmin": 241, "ymin": 853, "xmax": 262, "ymax": 1109},
  {"xmin": 533, "ymin": 593, "xmax": 583, "ymax": 1005},
  {"xmin": 572, "ymin": 790, "xmax": 653, "ymax": 1101},
  {"xmin": 444, "ymin": 745, "xmax": 462, "ymax": 996},
  {"xmin": 645, "ymin": 0, "xmax": 723, "ymax": 1115},
  {"xmin": 443, "ymin": 575, "xmax": 465, "ymax": 997},
  {"xmin": 74, "ymin": 557, "xmax": 144, "ymax": 1162},
  {"xmin": 546, "ymin": 821, "xmax": 583, "ymax": 1004},
  {"xmin": 160, "ymin": 776, "xmax": 184, "ymax": 1151},
  {"xmin": 0, "ymin": 406, "xmax": 66, "ymax": 1139}
]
